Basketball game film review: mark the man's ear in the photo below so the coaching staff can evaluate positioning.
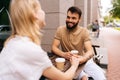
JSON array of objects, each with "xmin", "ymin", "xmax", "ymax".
[{"xmin": 78, "ymin": 18, "xmax": 81, "ymax": 22}]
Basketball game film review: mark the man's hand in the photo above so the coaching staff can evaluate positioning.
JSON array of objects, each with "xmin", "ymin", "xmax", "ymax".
[
  {"xmin": 72, "ymin": 55, "xmax": 86, "ymax": 64},
  {"xmin": 63, "ymin": 52, "xmax": 87, "ymax": 64},
  {"xmin": 70, "ymin": 56, "xmax": 80, "ymax": 68},
  {"xmin": 63, "ymin": 52, "xmax": 73, "ymax": 60},
  {"xmin": 77, "ymin": 55, "xmax": 86, "ymax": 64}
]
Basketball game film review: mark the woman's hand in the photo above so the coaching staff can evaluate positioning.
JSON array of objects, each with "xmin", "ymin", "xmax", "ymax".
[
  {"xmin": 77, "ymin": 55, "xmax": 86, "ymax": 64},
  {"xmin": 72, "ymin": 55, "xmax": 86, "ymax": 64},
  {"xmin": 70, "ymin": 56, "xmax": 80, "ymax": 68}
]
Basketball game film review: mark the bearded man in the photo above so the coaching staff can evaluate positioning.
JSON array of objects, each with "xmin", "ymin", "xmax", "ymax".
[{"xmin": 51, "ymin": 6, "xmax": 106, "ymax": 80}]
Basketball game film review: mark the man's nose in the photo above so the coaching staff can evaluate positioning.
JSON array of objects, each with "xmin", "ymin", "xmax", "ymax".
[{"xmin": 68, "ymin": 18, "xmax": 73, "ymax": 22}]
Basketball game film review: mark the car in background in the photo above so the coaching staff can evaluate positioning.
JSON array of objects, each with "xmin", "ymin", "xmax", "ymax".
[
  {"xmin": 114, "ymin": 22, "xmax": 120, "ymax": 27},
  {"xmin": 0, "ymin": 25, "xmax": 11, "ymax": 51},
  {"xmin": 106, "ymin": 23, "xmax": 114, "ymax": 27},
  {"xmin": 0, "ymin": 5, "xmax": 11, "ymax": 51}
]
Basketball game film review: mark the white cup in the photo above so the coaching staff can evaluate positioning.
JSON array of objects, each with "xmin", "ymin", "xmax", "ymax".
[
  {"xmin": 55, "ymin": 58, "xmax": 65, "ymax": 71},
  {"xmin": 71, "ymin": 50, "xmax": 79, "ymax": 55}
]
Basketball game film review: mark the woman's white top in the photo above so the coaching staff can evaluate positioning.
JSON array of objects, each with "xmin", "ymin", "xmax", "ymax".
[{"xmin": 0, "ymin": 36, "xmax": 52, "ymax": 80}]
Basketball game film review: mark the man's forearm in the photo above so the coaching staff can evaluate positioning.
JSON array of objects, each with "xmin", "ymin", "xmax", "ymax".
[
  {"xmin": 83, "ymin": 50, "xmax": 94, "ymax": 62},
  {"xmin": 52, "ymin": 47, "xmax": 65, "ymax": 58}
]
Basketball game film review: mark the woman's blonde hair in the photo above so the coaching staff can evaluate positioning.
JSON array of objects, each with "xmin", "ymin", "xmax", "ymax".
[{"xmin": 6, "ymin": 0, "xmax": 43, "ymax": 45}]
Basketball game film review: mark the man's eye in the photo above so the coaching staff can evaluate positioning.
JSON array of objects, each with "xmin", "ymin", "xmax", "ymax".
[
  {"xmin": 67, "ymin": 16, "xmax": 70, "ymax": 19},
  {"xmin": 72, "ymin": 17, "xmax": 76, "ymax": 19}
]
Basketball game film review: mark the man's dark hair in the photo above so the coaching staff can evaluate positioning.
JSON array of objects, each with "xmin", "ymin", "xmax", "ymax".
[{"xmin": 67, "ymin": 6, "xmax": 82, "ymax": 19}]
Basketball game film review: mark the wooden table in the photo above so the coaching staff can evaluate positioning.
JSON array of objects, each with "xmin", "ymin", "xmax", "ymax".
[{"xmin": 48, "ymin": 53, "xmax": 85, "ymax": 80}]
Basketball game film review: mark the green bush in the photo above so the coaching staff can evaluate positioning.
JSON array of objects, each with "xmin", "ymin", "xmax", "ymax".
[{"xmin": 114, "ymin": 27, "xmax": 120, "ymax": 31}]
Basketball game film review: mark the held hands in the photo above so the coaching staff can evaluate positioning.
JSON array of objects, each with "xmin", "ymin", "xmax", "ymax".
[
  {"xmin": 70, "ymin": 56, "xmax": 80, "ymax": 68},
  {"xmin": 76, "ymin": 55, "xmax": 86, "ymax": 64},
  {"xmin": 71, "ymin": 54, "xmax": 86, "ymax": 64},
  {"xmin": 63, "ymin": 52, "xmax": 86, "ymax": 64}
]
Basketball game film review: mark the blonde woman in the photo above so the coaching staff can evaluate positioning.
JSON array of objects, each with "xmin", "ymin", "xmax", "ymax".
[{"xmin": 0, "ymin": 0, "xmax": 80, "ymax": 80}]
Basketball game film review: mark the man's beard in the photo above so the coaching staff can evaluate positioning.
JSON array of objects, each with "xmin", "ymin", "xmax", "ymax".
[{"xmin": 66, "ymin": 21, "xmax": 79, "ymax": 30}]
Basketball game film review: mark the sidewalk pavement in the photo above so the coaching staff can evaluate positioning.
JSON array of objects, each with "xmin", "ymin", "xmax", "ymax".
[
  {"xmin": 89, "ymin": 29, "xmax": 108, "ymax": 66},
  {"xmin": 90, "ymin": 27, "xmax": 120, "ymax": 80}
]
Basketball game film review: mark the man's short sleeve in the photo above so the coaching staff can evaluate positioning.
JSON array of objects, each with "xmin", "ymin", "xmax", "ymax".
[{"xmin": 83, "ymin": 28, "xmax": 91, "ymax": 42}]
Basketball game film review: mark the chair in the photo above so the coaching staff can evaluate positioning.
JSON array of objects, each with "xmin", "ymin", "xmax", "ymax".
[{"xmin": 92, "ymin": 45, "xmax": 103, "ymax": 66}]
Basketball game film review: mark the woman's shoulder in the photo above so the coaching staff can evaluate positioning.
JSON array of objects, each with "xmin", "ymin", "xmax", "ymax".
[{"xmin": 5, "ymin": 36, "xmax": 38, "ymax": 50}]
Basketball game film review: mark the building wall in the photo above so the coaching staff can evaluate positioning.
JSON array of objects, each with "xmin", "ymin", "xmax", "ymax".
[
  {"xmin": 40, "ymin": 0, "xmax": 74, "ymax": 52},
  {"xmin": 40, "ymin": 0, "xmax": 100, "ymax": 52},
  {"xmin": 92, "ymin": 0, "xmax": 100, "ymax": 22},
  {"xmin": 87, "ymin": 0, "xmax": 92, "ymax": 25}
]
